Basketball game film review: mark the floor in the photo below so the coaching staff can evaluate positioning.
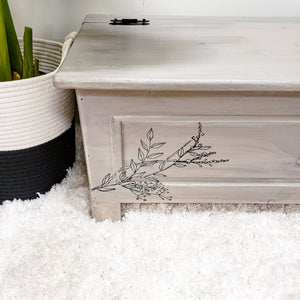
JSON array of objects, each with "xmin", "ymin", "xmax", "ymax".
[{"xmin": 0, "ymin": 126, "xmax": 299, "ymax": 299}]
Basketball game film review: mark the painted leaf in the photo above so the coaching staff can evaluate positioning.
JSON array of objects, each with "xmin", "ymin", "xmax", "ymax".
[
  {"xmin": 151, "ymin": 142, "xmax": 166, "ymax": 149},
  {"xmin": 123, "ymin": 182, "xmax": 137, "ymax": 189},
  {"xmin": 175, "ymin": 162, "xmax": 187, "ymax": 168},
  {"xmin": 200, "ymin": 146, "xmax": 211, "ymax": 150},
  {"xmin": 178, "ymin": 147, "xmax": 184, "ymax": 156},
  {"xmin": 101, "ymin": 188, "xmax": 116, "ymax": 192},
  {"xmin": 140, "ymin": 139, "xmax": 148, "ymax": 151},
  {"xmin": 193, "ymin": 144, "xmax": 203, "ymax": 150},
  {"xmin": 146, "ymin": 128, "xmax": 154, "ymax": 141},
  {"xmin": 138, "ymin": 148, "xmax": 145, "ymax": 161},
  {"xmin": 155, "ymin": 173, "xmax": 167, "ymax": 178},
  {"xmin": 148, "ymin": 153, "xmax": 163, "ymax": 159},
  {"xmin": 119, "ymin": 171, "xmax": 127, "ymax": 181},
  {"xmin": 190, "ymin": 151, "xmax": 200, "ymax": 157},
  {"xmin": 101, "ymin": 173, "xmax": 111, "ymax": 186},
  {"xmin": 159, "ymin": 161, "xmax": 165, "ymax": 171},
  {"xmin": 143, "ymin": 161, "xmax": 158, "ymax": 167},
  {"xmin": 130, "ymin": 159, "xmax": 137, "ymax": 173}
]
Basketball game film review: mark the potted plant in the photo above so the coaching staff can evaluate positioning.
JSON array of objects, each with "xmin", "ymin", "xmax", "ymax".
[{"xmin": 0, "ymin": 0, "xmax": 76, "ymax": 202}]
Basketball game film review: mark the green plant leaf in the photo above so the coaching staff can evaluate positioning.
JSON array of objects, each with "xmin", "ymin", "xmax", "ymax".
[
  {"xmin": 1, "ymin": 0, "xmax": 22, "ymax": 76},
  {"xmin": 23, "ymin": 26, "xmax": 33, "ymax": 79},
  {"xmin": 0, "ymin": 1, "xmax": 11, "ymax": 81},
  {"xmin": 34, "ymin": 57, "xmax": 39, "ymax": 77}
]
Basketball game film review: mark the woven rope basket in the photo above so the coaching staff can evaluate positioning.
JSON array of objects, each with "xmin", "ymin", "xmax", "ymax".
[{"xmin": 0, "ymin": 35, "xmax": 76, "ymax": 201}]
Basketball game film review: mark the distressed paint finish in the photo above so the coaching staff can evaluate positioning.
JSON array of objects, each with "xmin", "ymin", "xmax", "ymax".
[
  {"xmin": 76, "ymin": 90, "xmax": 300, "ymax": 221},
  {"xmin": 55, "ymin": 15, "xmax": 300, "ymax": 92},
  {"xmin": 55, "ymin": 15, "xmax": 300, "ymax": 221}
]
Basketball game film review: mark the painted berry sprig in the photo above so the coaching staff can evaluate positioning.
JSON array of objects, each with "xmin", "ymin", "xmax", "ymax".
[{"xmin": 92, "ymin": 122, "xmax": 229, "ymax": 201}]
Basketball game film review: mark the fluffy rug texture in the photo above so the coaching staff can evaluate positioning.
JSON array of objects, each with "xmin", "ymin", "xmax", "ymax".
[{"xmin": 0, "ymin": 126, "xmax": 300, "ymax": 300}]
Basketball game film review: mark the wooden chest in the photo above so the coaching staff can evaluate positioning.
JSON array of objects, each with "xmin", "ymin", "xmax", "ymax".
[{"xmin": 54, "ymin": 15, "xmax": 300, "ymax": 221}]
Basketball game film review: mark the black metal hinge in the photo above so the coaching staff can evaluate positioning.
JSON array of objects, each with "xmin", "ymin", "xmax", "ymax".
[{"xmin": 110, "ymin": 18, "xmax": 150, "ymax": 26}]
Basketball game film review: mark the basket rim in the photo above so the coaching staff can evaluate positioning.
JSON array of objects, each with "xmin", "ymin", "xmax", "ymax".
[
  {"xmin": 0, "ymin": 37, "xmax": 74, "ymax": 151},
  {"xmin": 0, "ymin": 38, "xmax": 63, "ymax": 87}
]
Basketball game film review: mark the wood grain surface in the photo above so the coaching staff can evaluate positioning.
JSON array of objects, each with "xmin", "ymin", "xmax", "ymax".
[{"xmin": 55, "ymin": 15, "xmax": 300, "ymax": 91}]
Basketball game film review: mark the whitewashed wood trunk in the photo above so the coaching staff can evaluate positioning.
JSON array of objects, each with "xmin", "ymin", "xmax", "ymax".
[
  {"xmin": 75, "ymin": 90, "xmax": 300, "ymax": 221},
  {"xmin": 54, "ymin": 15, "xmax": 300, "ymax": 221}
]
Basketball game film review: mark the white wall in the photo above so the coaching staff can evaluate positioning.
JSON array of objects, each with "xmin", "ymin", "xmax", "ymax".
[{"xmin": 9, "ymin": 0, "xmax": 300, "ymax": 41}]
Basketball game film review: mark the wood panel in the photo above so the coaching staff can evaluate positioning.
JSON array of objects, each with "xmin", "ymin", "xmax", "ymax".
[
  {"xmin": 113, "ymin": 116, "xmax": 300, "ymax": 179},
  {"xmin": 75, "ymin": 90, "xmax": 300, "ymax": 221}
]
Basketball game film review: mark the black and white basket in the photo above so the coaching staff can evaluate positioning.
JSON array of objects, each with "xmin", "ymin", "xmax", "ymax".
[{"xmin": 0, "ymin": 34, "xmax": 76, "ymax": 202}]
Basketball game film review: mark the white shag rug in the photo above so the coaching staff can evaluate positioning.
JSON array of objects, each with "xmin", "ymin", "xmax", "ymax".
[{"xmin": 0, "ymin": 126, "xmax": 300, "ymax": 300}]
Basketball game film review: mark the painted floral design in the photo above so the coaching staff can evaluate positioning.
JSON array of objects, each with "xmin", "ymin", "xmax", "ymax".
[{"xmin": 92, "ymin": 123, "xmax": 229, "ymax": 201}]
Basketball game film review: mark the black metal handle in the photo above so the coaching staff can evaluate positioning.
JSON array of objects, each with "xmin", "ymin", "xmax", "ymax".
[{"xmin": 110, "ymin": 18, "xmax": 149, "ymax": 26}]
